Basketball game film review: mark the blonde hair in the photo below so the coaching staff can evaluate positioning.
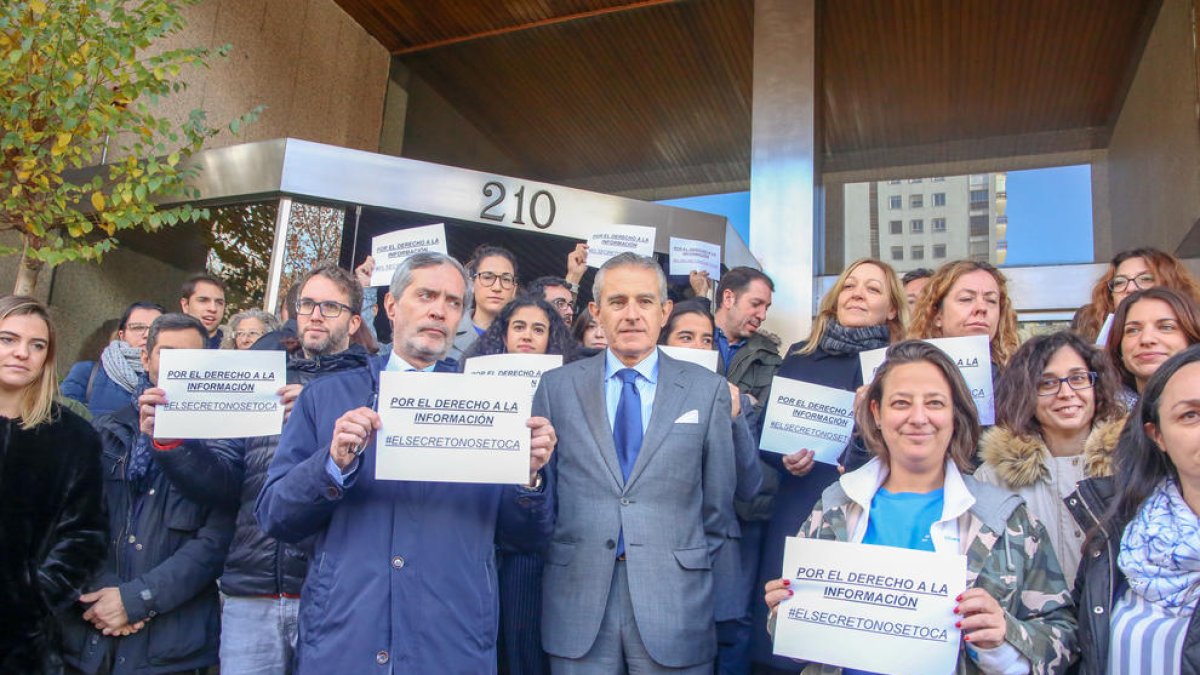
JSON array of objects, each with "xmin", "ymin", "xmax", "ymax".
[
  {"xmin": 907, "ymin": 260, "xmax": 1019, "ymax": 367},
  {"xmin": 0, "ymin": 296, "xmax": 58, "ymax": 429},
  {"xmin": 795, "ymin": 258, "xmax": 907, "ymax": 356}
]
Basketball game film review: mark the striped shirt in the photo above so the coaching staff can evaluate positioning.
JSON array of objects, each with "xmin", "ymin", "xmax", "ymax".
[{"xmin": 1108, "ymin": 587, "xmax": 1189, "ymax": 674}]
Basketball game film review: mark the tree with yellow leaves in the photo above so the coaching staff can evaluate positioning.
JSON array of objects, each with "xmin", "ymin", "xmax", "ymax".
[{"xmin": 0, "ymin": 0, "xmax": 261, "ymax": 294}]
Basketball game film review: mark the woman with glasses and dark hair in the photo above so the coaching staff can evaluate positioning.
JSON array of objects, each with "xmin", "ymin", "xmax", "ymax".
[
  {"xmin": 975, "ymin": 331, "xmax": 1125, "ymax": 587},
  {"xmin": 1, "ymin": 296, "xmax": 107, "ymax": 673},
  {"xmin": 1104, "ymin": 287, "xmax": 1200, "ymax": 405},
  {"xmin": 1069, "ymin": 344, "xmax": 1200, "ymax": 673},
  {"xmin": 449, "ymin": 244, "xmax": 520, "ymax": 362},
  {"xmin": 1072, "ymin": 247, "xmax": 1200, "ymax": 343},
  {"xmin": 763, "ymin": 341, "xmax": 1077, "ymax": 674},
  {"xmin": 61, "ymin": 300, "xmax": 165, "ymax": 417},
  {"xmin": 460, "ymin": 294, "xmax": 574, "ymax": 675}
]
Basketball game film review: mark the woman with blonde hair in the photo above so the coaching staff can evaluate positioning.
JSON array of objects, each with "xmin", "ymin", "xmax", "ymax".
[
  {"xmin": 908, "ymin": 260, "xmax": 1020, "ymax": 369},
  {"xmin": 0, "ymin": 296, "xmax": 107, "ymax": 672},
  {"xmin": 750, "ymin": 258, "xmax": 906, "ymax": 670},
  {"xmin": 1072, "ymin": 247, "xmax": 1200, "ymax": 343},
  {"xmin": 764, "ymin": 341, "xmax": 1077, "ymax": 674}
]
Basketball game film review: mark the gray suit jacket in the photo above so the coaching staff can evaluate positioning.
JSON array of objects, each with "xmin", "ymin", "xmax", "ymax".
[{"xmin": 534, "ymin": 350, "xmax": 736, "ymax": 667}]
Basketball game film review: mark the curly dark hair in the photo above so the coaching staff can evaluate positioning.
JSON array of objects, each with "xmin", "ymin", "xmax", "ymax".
[
  {"xmin": 994, "ymin": 331, "xmax": 1123, "ymax": 438},
  {"xmin": 461, "ymin": 295, "xmax": 577, "ymax": 363}
]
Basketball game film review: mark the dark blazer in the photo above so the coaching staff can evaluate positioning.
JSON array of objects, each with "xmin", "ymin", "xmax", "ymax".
[
  {"xmin": 535, "ymin": 350, "xmax": 736, "ymax": 668},
  {"xmin": 61, "ymin": 404, "xmax": 235, "ymax": 675},
  {"xmin": 0, "ymin": 406, "xmax": 107, "ymax": 674}
]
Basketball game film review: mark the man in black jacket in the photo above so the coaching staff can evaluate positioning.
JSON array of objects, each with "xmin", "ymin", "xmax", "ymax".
[
  {"xmin": 62, "ymin": 313, "xmax": 234, "ymax": 675},
  {"xmin": 149, "ymin": 262, "xmax": 371, "ymax": 675}
]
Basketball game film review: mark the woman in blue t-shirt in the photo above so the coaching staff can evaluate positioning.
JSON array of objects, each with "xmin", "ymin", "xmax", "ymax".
[{"xmin": 764, "ymin": 340, "xmax": 1077, "ymax": 674}]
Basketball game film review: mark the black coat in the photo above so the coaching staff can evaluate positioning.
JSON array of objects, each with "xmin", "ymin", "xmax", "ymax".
[
  {"xmin": 154, "ymin": 346, "xmax": 372, "ymax": 596},
  {"xmin": 751, "ymin": 341, "xmax": 865, "ymax": 670},
  {"xmin": 60, "ymin": 405, "xmax": 235, "ymax": 675},
  {"xmin": 0, "ymin": 406, "xmax": 108, "ymax": 674},
  {"xmin": 1068, "ymin": 476, "xmax": 1200, "ymax": 674}
]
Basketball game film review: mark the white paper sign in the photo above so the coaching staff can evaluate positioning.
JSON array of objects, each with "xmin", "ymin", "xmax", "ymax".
[
  {"xmin": 758, "ymin": 377, "xmax": 857, "ymax": 464},
  {"xmin": 859, "ymin": 335, "xmax": 995, "ymax": 425},
  {"xmin": 369, "ymin": 223, "xmax": 448, "ymax": 287},
  {"xmin": 155, "ymin": 349, "xmax": 287, "ymax": 439},
  {"xmin": 668, "ymin": 237, "xmax": 721, "ymax": 279},
  {"xmin": 774, "ymin": 538, "xmax": 965, "ymax": 675},
  {"xmin": 463, "ymin": 353, "xmax": 563, "ymax": 409},
  {"xmin": 659, "ymin": 345, "xmax": 719, "ymax": 372},
  {"xmin": 375, "ymin": 372, "xmax": 531, "ymax": 484},
  {"xmin": 1096, "ymin": 313, "xmax": 1115, "ymax": 347},
  {"xmin": 587, "ymin": 224, "xmax": 657, "ymax": 268}
]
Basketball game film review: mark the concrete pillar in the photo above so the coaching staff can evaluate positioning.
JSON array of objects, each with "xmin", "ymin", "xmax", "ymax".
[{"xmin": 749, "ymin": 0, "xmax": 819, "ymax": 343}]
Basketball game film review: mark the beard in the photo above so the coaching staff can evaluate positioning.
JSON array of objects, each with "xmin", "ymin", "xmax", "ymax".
[{"xmin": 302, "ymin": 324, "xmax": 350, "ymax": 358}]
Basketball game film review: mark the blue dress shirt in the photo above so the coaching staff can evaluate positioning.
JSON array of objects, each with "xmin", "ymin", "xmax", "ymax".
[{"xmin": 604, "ymin": 348, "xmax": 658, "ymax": 436}]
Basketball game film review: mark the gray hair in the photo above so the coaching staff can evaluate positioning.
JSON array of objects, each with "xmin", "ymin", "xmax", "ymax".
[
  {"xmin": 146, "ymin": 313, "xmax": 207, "ymax": 353},
  {"xmin": 592, "ymin": 252, "xmax": 668, "ymax": 303},
  {"xmin": 389, "ymin": 252, "xmax": 470, "ymax": 299},
  {"xmin": 229, "ymin": 308, "xmax": 280, "ymax": 334}
]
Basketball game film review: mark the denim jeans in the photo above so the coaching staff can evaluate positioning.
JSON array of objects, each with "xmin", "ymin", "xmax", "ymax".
[{"xmin": 219, "ymin": 595, "xmax": 300, "ymax": 675}]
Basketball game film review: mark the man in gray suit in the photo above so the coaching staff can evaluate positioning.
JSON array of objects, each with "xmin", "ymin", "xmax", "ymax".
[{"xmin": 534, "ymin": 252, "xmax": 736, "ymax": 673}]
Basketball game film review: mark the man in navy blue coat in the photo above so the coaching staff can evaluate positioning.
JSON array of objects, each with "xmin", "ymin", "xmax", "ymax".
[{"xmin": 256, "ymin": 252, "xmax": 557, "ymax": 674}]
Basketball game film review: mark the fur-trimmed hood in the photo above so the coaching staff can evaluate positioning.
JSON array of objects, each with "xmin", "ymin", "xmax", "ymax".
[{"xmin": 978, "ymin": 416, "xmax": 1126, "ymax": 489}]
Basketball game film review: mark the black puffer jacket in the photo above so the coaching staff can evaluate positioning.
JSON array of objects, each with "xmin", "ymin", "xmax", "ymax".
[
  {"xmin": 155, "ymin": 345, "xmax": 372, "ymax": 596},
  {"xmin": 61, "ymin": 404, "xmax": 234, "ymax": 675},
  {"xmin": 0, "ymin": 406, "xmax": 107, "ymax": 674},
  {"xmin": 1068, "ymin": 476, "xmax": 1200, "ymax": 674}
]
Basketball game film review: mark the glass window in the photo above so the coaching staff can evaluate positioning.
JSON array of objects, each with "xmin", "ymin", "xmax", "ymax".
[
  {"xmin": 910, "ymin": 194, "xmax": 923, "ymax": 208},
  {"xmin": 891, "ymin": 246, "xmax": 904, "ymax": 261},
  {"xmin": 889, "ymin": 195, "xmax": 902, "ymax": 209},
  {"xmin": 889, "ymin": 220, "xmax": 902, "ymax": 234},
  {"xmin": 933, "ymin": 192, "xmax": 946, "ymax": 206},
  {"xmin": 912, "ymin": 245, "xmax": 924, "ymax": 260},
  {"xmin": 933, "ymin": 217, "xmax": 947, "ymax": 232},
  {"xmin": 933, "ymin": 244, "xmax": 947, "ymax": 258},
  {"xmin": 969, "ymin": 189, "xmax": 989, "ymax": 204},
  {"xmin": 910, "ymin": 219, "xmax": 924, "ymax": 233}
]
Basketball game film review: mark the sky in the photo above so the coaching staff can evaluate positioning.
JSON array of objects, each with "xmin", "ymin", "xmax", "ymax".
[{"xmin": 658, "ymin": 164, "xmax": 1094, "ymax": 268}]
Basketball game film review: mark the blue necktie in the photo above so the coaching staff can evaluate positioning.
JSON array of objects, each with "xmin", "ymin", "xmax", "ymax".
[
  {"xmin": 613, "ymin": 368, "xmax": 643, "ymax": 482},
  {"xmin": 613, "ymin": 368, "xmax": 642, "ymax": 559}
]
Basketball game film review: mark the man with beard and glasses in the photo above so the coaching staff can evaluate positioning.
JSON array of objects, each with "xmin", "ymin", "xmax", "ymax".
[
  {"xmin": 255, "ymin": 252, "xmax": 557, "ymax": 673},
  {"xmin": 145, "ymin": 262, "xmax": 374, "ymax": 674}
]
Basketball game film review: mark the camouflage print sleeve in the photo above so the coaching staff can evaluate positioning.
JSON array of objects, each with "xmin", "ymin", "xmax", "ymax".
[{"xmin": 997, "ymin": 505, "xmax": 1080, "ymax": 675}]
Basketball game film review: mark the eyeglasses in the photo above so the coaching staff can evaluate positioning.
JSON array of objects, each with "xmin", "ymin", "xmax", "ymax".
[
  {"xmin": 296, "ymin": 298, "xmax": 354, "ymax": 318},
  {"xmin": 549, "ymin": 298, "xmax": 572, "ymax": 310},
  {"xmin": 1108, "ymin": 273, "xmax": 1154, "ymax": 293},
  {"xmin": 1036, "ymin": 371, "xmax": 1098, "ymax": 396},
  {"xmin": 234, "ymin": 330, "xmax": 264, "ymax": 340},
  {"xmin": 123, "ymin": 324, "xmax": 151, "ymax": 335},
  {"xmin": 473, "ymin": 272, "xmax": 517, "ymax": 290}
]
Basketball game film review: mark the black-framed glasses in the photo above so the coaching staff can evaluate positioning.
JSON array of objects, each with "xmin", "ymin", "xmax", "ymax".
[
  {"xmin": 1036, "ymin": 371, "xmax": 1098, "ymax": 396},
  {"xmin": 473, "ymin": 271, "xmax": 517, "ymax": 290},
  {"xmin": 1108, "ymin": 273, "xmax": 1154, "ymax": 293},
  {"xmin": 296, "ymin": 298, "xmax": 354, "ymax": 318}
]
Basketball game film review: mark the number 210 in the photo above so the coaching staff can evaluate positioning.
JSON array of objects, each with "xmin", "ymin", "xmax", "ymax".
[{"xmin": 479, "ymin": 181, "xmax": 556, "ymax": 230}]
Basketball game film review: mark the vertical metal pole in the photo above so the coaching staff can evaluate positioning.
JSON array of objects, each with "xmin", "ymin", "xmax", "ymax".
[
  {"xmin": 263, "ymin": 197, "xmax": 294, "ymax": 315},
  {"xmin": 750, "ymin": 0, "xmax": 819, "ymax": 340}
]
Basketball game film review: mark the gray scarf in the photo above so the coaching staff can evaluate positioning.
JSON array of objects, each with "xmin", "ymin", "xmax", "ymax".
[
  {"xmin": 100, "ymin": 340, "xmax": 144, "ymax": 393},
  {"xmin": 819, "ymin": 319, "xmax": 891, "ymax": 356}
]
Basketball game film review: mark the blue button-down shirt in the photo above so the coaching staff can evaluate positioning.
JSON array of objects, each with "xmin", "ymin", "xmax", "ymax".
[
  {"xmin": 714, "ymin": 326, "xmax": 744, "ymax": 377},
  {"xmin": 604, "ymin": 348, "xmax": 658, "ymax": 436}
]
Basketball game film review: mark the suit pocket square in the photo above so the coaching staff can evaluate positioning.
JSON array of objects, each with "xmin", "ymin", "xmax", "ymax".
[{"xmin": 674, "ymin": 410, "xmax": 700, "ymax": 424}]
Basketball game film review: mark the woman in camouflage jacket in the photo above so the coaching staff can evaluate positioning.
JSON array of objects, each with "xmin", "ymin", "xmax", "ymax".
[{"xmin": 765, "ymin": 341, "xmax": 1077, "ymax": 674}]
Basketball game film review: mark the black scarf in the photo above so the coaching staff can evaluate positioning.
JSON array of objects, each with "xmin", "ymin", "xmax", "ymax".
[{"xmin": 819, "ymin": 319, "xmax": 891, "ymax": 356}]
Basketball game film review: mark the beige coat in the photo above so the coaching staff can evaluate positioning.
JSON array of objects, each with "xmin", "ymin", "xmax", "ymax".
[{"xmin": 975, "ymin": 417, "xmax": 1125, "ymax": 587}]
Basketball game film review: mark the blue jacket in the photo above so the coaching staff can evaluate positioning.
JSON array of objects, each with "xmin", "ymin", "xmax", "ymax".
[
  {"xmin": 61, "ymin": 360, "xmax": 134, "ymax": 418},
  {"xmin": 61, "ymin": 404, "xmax": 235, "ymax": 675},
  {"xmin": 255, "ymin": 355, "xmax": 553, "ymax": 674}
]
